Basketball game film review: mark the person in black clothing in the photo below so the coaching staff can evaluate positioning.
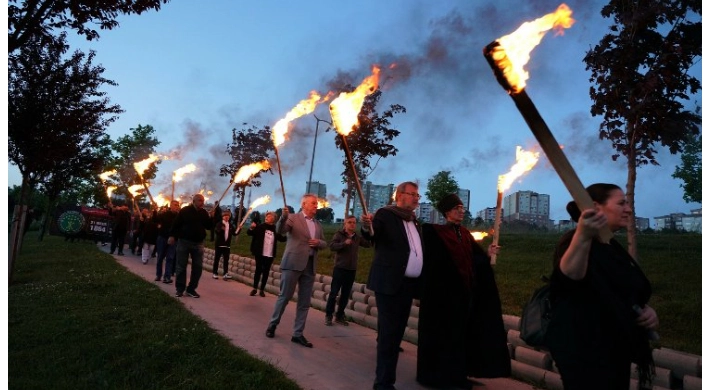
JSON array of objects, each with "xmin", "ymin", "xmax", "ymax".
[
  {"xmin": 155, "ymin": 200, "xmax": 180, "ymax": 283},
  {"xmin": 168, "ymin": 194, "xmax": 213, "ymax": 298},
  {"xmin": 360, "ymin": 181, "xmax": 423, "ymax": 390},
  {"xmin": 212, "ymin": 209, "xmax": 241, "ymax": 280},
  {"xmin": 417, "ymin": 194, "xmax": 509, "ymax": 390},
  {"xmin": 210, "ymin": 201, "xmax": 222, "ymax": 242},
  {"xmin": 246, "ymin": 211, "xmax": 286, "ymax": 296},
  {"xmin": 108, "ymin": 203, "xmax": 130, "ymax": 255},
  {"xmin": 547, "ymin": 183, "xmax": 658, "ymax": 390},
  {"xmin": 140, "ymin": 206, "xmax": 160, "ymax": 265},
  {"xmin": 325, "ymin": 215, "xmax": 371, "ymax": 326}
]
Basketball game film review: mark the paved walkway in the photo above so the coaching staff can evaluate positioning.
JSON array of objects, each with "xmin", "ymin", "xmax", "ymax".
[{"xmin": 106, "ymin": 246, "xmax": 537, "ymax": 390}]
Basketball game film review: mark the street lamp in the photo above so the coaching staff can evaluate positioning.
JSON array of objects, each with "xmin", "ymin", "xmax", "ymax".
[{"xmin": 307, "ymin": 114, "xmax": 332, "ymax": 192}]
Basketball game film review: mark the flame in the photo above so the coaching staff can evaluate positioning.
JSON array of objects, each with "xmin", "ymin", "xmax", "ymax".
[
  {"xmin": 198, "ymin": 188, "xmax": 210, "ymax": 203},
  {"xmin": 491, "ymin": 4, "xmax": 574, "ymax": 93},
  {"xmin": 153, "ymin": 193, "xmax": 168, "ymax": 207},
  {"xmin": 127, "ymin": 184, "xmax": 144, "ymax": 197},
  {"xmin": 272, "ymin": 91, "xmax": 328, "ymax": 147},
  {"xmin": 470, "ymin": 231, "xmax": 489, "ymax": 241},
  {"xmin": 391, "ymin": 189, "xmax": 397, "ymax": 201},
  {"xmin": 330, "ymin": 65, "xmax": 381, "ymax": 136},
  {"xmin": 317, "ymin": 198, "xmax": 330, "ymax": 209},
  {"xmin": 106, "ymin": 185, "xmax": 117, "ymax": 199},
  {"xmin": 248, "ymin": 195, "xmax": 271, "ymax": 210},
  {"xmin": 498, "ymin": 146, "xmax": 540, "ymax": 192},
  {"xmin": 99, "ymin": 169, "xmax": 117, "ymax": 182},
  {"xmin": 173, "ymin": 163, "xmax": 197, "ymax": 182},
  {"xmin": 133, "ymin": 154, "xmax": 162, "ymax": 176},
  {"xmin": 233, "ymin": 160, "xmax": 271, "ymax": 184}
]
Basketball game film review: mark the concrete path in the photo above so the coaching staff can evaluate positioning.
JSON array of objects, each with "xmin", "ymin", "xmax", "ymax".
[{"xmin": 106, "ymin": 246, "xmax": 537, "ymax": 390}]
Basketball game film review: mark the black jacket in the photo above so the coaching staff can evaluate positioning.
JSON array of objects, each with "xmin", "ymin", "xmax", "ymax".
[
  {"xmin": 247, "ymin": 223, "xmax": 286, "ymax": 258},
  {"xmin": 169, "ymin": 204, "xmax": 212, "ymax": 243}
]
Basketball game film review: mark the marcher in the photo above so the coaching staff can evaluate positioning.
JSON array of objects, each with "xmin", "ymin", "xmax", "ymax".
[
  {"xmin": 360, "ymin": 181, "xmax": 423, "ymax": 390},
  {"xmin": 108, "ymin": 203, "xmax": 130, "ymax": 255},
  {"xmin": 168, "ymin": 194, "xmax": 213, "ymax": 298},
  {"xmin": 247, "ymin": 211, "xmax": 286, "ymax": 297},
  {"xmin": 547, "ymin": 183, "xmax": 658, "ymax": 390},
  {"xmin": 155, "ymin": 200, "xmax": 180, "ymax": 283},
  {"xmin": 212, "ymin": 209, "xmax": 240, "ymax": 280},
  {"xmin": 417, "ymin": 193, "xmax": 510, "ymax": 389},
  {"xmin": 265, "ymin": 194, "xmax": 327, "ymax": 348},
  {"xmin": 140, "ymin": 206, "xmax": 159, "ymax": 265},
  {"xmin": 325, "ymin": 215, "xmax": 371, "ymax": 326}
]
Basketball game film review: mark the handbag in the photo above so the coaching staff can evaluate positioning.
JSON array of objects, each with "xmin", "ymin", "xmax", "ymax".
[{"xmin": 519, "ymin": 276, "xmax": 552, "ymax": 347}]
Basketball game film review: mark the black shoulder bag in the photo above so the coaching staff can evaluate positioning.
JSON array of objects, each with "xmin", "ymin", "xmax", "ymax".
[{"xmin": 519, "ymin": 275, "xmax": 552, "ymax": 347}]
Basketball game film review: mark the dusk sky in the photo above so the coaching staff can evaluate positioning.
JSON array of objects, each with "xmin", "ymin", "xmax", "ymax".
[{"xmin": 7, "ymin": 0, "xmax": 703, "ymax": 223}]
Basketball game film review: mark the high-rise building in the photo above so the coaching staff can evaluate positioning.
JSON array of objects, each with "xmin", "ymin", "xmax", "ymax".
[
  {"xmin": 457, "ymin": 188, "xmax": 471, "ymax": 210},
  {"xmin": 416, "ymin": 202, "xmax": 436, "ymax": 223},
  {"xmin": 476, "ymin": 207, "xmax": 498, "ymax": 224},
  {"xmin": 351, "ymin": 181, "xmax": 395, "ymax": 217},
  {"xmin": 503, "ymin": 190, "xmax": 550, "ymax": 227},
  {"xmin": 305, "ymin": 181, "xmax": 327, "ymax": 199}
]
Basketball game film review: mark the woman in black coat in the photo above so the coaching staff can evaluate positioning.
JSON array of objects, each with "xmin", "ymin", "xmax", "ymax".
[
  {"xmin": 417, "ymin": 194, "xmax": 510, "ymax": 389},
  {"xmin": 547, "ymin": 183, "xmax": 658, "ymax": 389}
]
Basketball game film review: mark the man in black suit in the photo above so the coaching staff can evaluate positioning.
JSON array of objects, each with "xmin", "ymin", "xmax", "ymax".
[{"xmin": 361, "ymin": 181, "xmax": 423, "ymax": 390}]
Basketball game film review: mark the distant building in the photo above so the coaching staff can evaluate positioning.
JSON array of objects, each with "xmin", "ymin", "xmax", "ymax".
[
  {"xmin": 654, "ymin": 209, "xmax": 702, "ymax": 232},
  {"xmin": 503, "ymin": 190, "xmax": 551, "ymax": 228},
  {"xmin": 306, "ymin": 181, "xmax": 327, "ymax": 199},
  {"xmin": 457, "ymin": 188, "xmax": 471, "ymax": 210},
  {"xmin": 351, "ymin": 181, "xmax": 395, "ymax": 217},
  {"xmin": 635, "ymin": 217, "xmax": 650, "ymax": 231},
  {"xmin": 476, "ymin": 207, "xmax": 498, "ymax": 224}
]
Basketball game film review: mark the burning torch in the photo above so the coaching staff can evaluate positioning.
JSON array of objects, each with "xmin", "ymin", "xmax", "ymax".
[
  {"xmin": 172, "ymin": 163, "xmax": 197, "ymax": 201},
  {"xmin": 217, "ymin": 160, "xmax": 271, "ymax": 205},
  {"xmin": 482, "ymin": 3, "xmax": 612, "ymax": 242},
  {"xmin": 238, "ymin": 195, "xmax": 271, "ymax": 230},
  {"xmin": 491, "ymin": 146, "xmax": 540, "ymax": 264},
  {"xmin": 271, "ymin": 91, "xmax": 330, "ymax": 208},
  {"xmin": 133, "ymin": 154, "xmax": 160, "ymax": 207},
  {"xmin": 329, "ymin": 65, "xmax": 381, "ymax": 219}
]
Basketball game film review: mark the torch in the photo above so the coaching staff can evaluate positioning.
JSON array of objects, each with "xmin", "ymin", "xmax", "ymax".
[
  {"xmin": 99, "ymin": 169, "xmax": 117, "ymax": 202},
  {"xmin": 217, "ymin": 160, "xmax": 271, "ymax": 205},
  {"xmin": 482, "ymin": 3, "xmax": 612, "ymax": 242},
  {"xmin": 271, "ymin": 91, "xmax": 330, "ymax": 208},
  {"xmin": 127, "ymin": 184, "xmax": 144, "ymax": 213},
  {"xmin": 133, "ymin": 154, "xmax": 160, "ymax": 207},
  {"xmin": 491, "ymin": 146, "xmax": 540, "ymax": 264},
  {"xmin": 238, "ymin": 195, "xmax": 271, "ymax": 230},
  {"xmin": 329, "ymin": 65, "xmax": 381, "ymax": 219},
  {"xmin": 172, "ymin": 163, "xmax": 197, "ymax": 201}
]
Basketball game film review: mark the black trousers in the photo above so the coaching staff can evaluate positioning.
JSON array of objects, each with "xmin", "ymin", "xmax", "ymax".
[
  {"xmin": 110, "ymin": 228, "xmax": 127, "ymax": 254},
  {"xmin": 325, "ymin": 267, "xmax": 356, "ymax": 319},
  {"xmin": 374, "ymin": 277, "xmax": 418, "ymax": 388},
  {"xmin": 253, "ymin": 255, "xmax": 274, "ymax": 291},
  {"xmin": 213, "ymin": 247, "xmax": 230, "ymax": 275}
]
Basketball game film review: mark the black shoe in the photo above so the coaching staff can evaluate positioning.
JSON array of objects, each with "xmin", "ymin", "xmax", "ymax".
[
  {"xmin": 185, "ymin": 290, "xmax": 200, "ymax": 298},
  {"xmin": 250, "ymin": 289, "xmax": 257, "ymax": 296},
  {"xmin": 325, "ymin": 317, "xmax": 333, "ymax": 326},
  {"xmin": 154, "ymin": 277, "xmax": 161, "ymax": 281},
  {"xmin": 175, "ymin": 291, "xmax": 183, "ymax": 297},
  {"xmin": 335, "ymin": 317, "xmax": 349, "ymax": 326},
  {"xmin": 291, "ymin": 335, "xmax": 313, "ymax": 348},
  {"xmin": 265, "ymin": 325, "xmax": 276, "ymax": 338},
  {"xmin": 259, "ymin": 290, "xmax": 266, "ymax": 297},
  {"xmin": 117, "ymin": 252, "xmax": 124, "ymax": 256},
  {"xmin": 163, "ymin": 278, "xmax": 173, "ymax": 284}
]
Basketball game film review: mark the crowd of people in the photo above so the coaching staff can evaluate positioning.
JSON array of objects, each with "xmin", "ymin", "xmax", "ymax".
[{"xmin": 101, "ymin": 180, "xmax": 658, "ymax": 390}]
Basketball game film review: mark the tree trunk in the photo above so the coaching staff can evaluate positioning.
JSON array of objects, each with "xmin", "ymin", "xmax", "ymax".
[
  {"xmin": 9, "ymin": 176, "xmax": 31, "ymax": 284},
  {"xmin": 626, "ymin": 147, "xmax": 638, "ymax": 260}
]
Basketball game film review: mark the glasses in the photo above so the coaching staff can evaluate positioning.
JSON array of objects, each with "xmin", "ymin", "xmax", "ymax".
[{"xmin": 401, "ymin": 191, "xmax": 421, "ymax": 199}]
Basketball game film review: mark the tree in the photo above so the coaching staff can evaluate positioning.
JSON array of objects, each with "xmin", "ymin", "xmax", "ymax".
[
  {"xmin": 330, "ymin": 89, "xmax": 405, "ymax": 217},
  {"xmin": 672, "ymin": 134, "xmax": 701, "ymax": 203},
  {"xmin": 8, "ymin": 33, "xmax": 122, "ymax": 282},
  {"xmin": 583, "ymin": 0, "xmax": 701, "ymax": 258},
  {"xmin": 8, "ymin": 0, "xmax": 170, "ymax": 53},
  {"xmin": 220, "ymin": 125, "xmax": 274, "ymax": 227},
  {"xmin": 425, "ymin": 171, "xmax": 459, "ymax": 207},
  {"xmin": 106, "ymin": 124, "xmax": 161, "ymax": 199}
]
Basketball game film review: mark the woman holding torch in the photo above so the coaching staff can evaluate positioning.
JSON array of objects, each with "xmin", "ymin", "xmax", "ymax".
[
  {"xmin": 417, "ymin": 194, "xmax": 509, "ymax": 389},
  {"xmin": 547, "ymin": 183, "xmax": 658, "ymax": 390},
  {"xmin": 212, "ymin": 209, "xmax": 241, "ymax": 280}
]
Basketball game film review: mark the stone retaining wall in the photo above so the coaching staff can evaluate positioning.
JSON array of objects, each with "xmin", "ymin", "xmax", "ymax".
[{"xmin": 203, "ymin": 249, "xmax": 702, "ymax": 390}]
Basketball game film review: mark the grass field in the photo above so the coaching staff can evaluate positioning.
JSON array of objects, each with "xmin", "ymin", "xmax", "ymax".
[{"xmin": 9, "ymin": 227, "xmax": 701, "ymax": 389}]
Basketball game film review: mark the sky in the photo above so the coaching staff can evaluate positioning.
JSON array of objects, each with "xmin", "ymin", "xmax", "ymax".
[{"xmin": 6, "ymin": 0, "xmax": 703, "ymax": 224}]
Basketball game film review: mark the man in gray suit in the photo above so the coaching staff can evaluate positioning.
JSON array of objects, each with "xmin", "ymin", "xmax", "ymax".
[{"xmin": 265, "ymin": 194, "xmax": 327, "ymax": 348}]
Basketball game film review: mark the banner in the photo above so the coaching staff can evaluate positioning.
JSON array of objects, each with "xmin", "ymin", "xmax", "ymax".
[{"xmin": 50, "ymin": 205, "xmax": 113, "ymax": 242}]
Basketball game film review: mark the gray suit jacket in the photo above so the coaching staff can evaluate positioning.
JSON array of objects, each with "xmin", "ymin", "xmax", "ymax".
[{"xmin": 276, "ymin": 212, "xmax": 327, "ymax": 271}]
